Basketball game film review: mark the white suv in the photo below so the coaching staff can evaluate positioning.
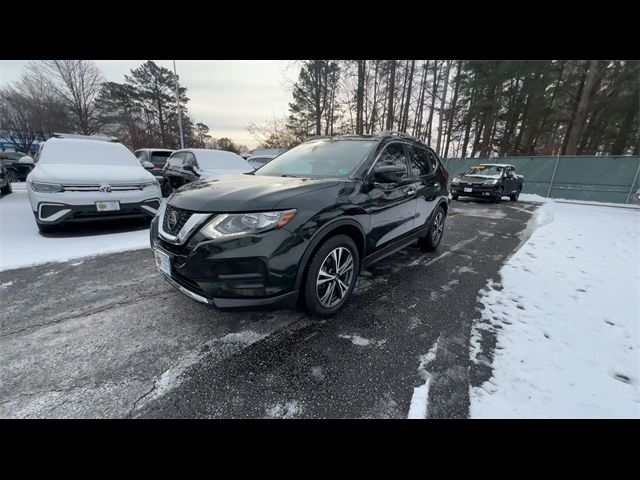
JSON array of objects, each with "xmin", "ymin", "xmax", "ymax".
[{"xmin": 27, "ymin": 135, "xmax": 162, "ymax": 233}]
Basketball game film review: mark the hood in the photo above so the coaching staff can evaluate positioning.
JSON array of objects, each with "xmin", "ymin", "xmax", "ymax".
[
  {"xmin": 28, "ymin": 163, "xmax": 156, "ymax": 184},
  {"xmin": 460, "ymin": 174, "xmax": 501, "ymax": 180},
  {"xmin": 168, "ymin": 174, "xmax": 340, "ymax": 212}
]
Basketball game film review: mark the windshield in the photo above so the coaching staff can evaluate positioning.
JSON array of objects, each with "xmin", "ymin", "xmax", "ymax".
[
  {"xmin": 254, "ymin": 140, "xmax": 376, "ymax": 178},
  {"xmin": 39, "ymin": 139, "xmax": 140, "ymax": 167},
  {"xmin": 463, "ymin": 165, "xmax": 505, "ymax": 177},
  {"xmin": 195, "ymin": 150, "xmax": 253, "ymax": 171},
  {"xmin": 150, "ymin": 151, "xmax": 172, "ymax": 164}
]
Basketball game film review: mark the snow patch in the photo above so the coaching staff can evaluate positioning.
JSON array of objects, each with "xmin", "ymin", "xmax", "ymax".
[
  {"xmin": 339, "ymin": 334, "xmax": 386, "ymax": 347},
  {"xmin": 265, "ymin": 400, "xmax": 302, "ymax": 419},
  {"xmin": 408, "ymin": 337, "xmax": 439, "ymax": 419},
  {"xmin": 0, "ymin": 190, "xmax": 162, "ymax": 271},
  {"xmin": 470, "ymin": 202, "xmax": 640, "ymax": 418}
]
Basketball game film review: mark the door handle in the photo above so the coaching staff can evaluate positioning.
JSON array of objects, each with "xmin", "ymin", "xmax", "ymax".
[
  {"xmin": 406, "ymin": 187, "xmax": 416, "ymax": 196},
  {"xmin": 433, "ymin": 182, "xmax": 440, "ymax": 188}
]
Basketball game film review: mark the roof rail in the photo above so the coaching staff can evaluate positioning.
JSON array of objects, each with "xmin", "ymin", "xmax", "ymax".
[
  {"xmin": 378, "ymin": 130, "xmax": 428, "ymax": 146},
  {"xmin": 51, "ymin": 133, "xmax": 119, "ymax": 142}
]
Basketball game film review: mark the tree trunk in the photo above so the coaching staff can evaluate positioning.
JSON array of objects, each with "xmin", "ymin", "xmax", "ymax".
[
  {"xmin": 565, "ymin": 60, "xmax": 599, "ymax": 155},
  {"xmin": 386, "ymin": 60, "xmax": 396, "ymax": 130},
  {"xmin": 435, "ymin": 60, "xmax": 451, "ymax": 156},
  {"xmin": 444, "ymin": 61, "xmax": 462, "ymax": 158},
  {"xmin": 426, "ymin": 60, "xmax": 440, "ymax": 143},
  {"xmin": 413, "ymin": 60, "xmax": 429, "ymax": 137},
  {"xmin": 356, "ymin": 60, "xmax": 365, "ymax": 135},
  {"xmin": 401, "ymin": 60, "xmax": 416, "ymax": 132}
]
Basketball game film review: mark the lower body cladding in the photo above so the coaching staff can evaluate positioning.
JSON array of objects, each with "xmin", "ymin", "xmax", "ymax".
[
  {"xmin": 35, "ymin": 198, "xmax": 161, "ymax": 224},
  {"xmin": 150, "ymin": 216, "xmax": 305, "ymax": 309}
]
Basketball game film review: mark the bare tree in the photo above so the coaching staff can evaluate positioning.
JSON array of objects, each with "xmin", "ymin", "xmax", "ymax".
[{"xmin": 26, "ymin": 60, "xmax": 104, "ymax": 135}]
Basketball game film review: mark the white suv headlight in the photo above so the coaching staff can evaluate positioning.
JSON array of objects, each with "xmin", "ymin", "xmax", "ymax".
[
  {"xmin": 30, "ymin": 181, "xmax": 64, "ymax": 193},
  {"xmin": 141, "ymin": 179, "xmax": 159, "ymax": 189},
  {"xmin": 200, "ymin": 209, "xmax": 297, "ymax": 239}
]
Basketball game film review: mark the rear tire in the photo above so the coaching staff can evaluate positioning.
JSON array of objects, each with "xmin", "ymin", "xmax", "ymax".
[
  {"xmin": 510, "ymin": 188, "xmax": 521, "ymax": 201},
  {"xmin": 418, "ymin": 206, "xmax": 446, "ymax": 252},
  {"xmin": 303, "ymin": 234, "xmax": 359, "ymax": 317}
]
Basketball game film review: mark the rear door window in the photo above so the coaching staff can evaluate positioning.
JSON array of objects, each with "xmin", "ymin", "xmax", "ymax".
[{"xmin": 408, "ymin": 145, "xmax": 433, "ymax": 177}]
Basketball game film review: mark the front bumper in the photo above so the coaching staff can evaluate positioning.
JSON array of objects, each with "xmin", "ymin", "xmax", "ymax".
[
  {"xmin": 150, "ymin": 215, "xmax": 307, "ymax": 309},
  {"xmin": 452, "ymin": 185, "xmax": 500, "ymax": 198},
  {"xmin": 28, "ymin": 185, "xmax": 162, "ymax": 224}
]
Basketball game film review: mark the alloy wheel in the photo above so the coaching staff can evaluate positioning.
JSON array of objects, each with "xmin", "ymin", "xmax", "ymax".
[
  {"xmin": 316, "ymin": 246, "xmax": 355, "ymax": 308},
  {"xmin": 431, "ymin": 211, "xmax": 444, "ymax": 244}
]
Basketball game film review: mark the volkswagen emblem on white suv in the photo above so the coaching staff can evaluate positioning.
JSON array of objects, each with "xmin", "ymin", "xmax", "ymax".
[
  {"xmin": 167, "ymin": 210, "xmax": 179, "ymax": 231},
  {"xmin": 98, "ymin": 184, "xmax": 112, "ymax": 193}
]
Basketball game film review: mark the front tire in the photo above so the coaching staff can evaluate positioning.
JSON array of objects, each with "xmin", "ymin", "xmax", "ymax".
[
  {"xmin": 1, "ymin": 182, "xmax": 11, "ymax": 195},
  {"xmin": 451, "ymin": 193, "xmax": 458, "ymax": 200},
  {"xmin": 303, "ymin": 234, "xmax": 359, "ymax": 317},
  {"xmin": 510, "ymin": 188, "xmax": 521, "ymax": 201},
  {"xmin": 418, "ymin": 206, "xmax": 446, "ymax": 252},
  {"xmin": 493, "ymin": 187, "xmax": 504, "ymax": 203}
]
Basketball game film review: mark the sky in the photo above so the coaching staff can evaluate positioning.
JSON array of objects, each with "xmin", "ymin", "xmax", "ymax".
[{"xmin": 0, "ymin": 60, "xmax": 297, "ymax": 149}]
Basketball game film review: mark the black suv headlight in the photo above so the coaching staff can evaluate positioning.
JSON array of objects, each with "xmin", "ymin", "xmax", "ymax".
[{"xmin": 200, "ymin": 209, "xmax": 297, "ymax": 239}]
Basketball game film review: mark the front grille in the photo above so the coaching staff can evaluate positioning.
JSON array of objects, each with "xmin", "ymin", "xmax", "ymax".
[
  {"xmin": 61, "ymin": 183, "xmax": 144, "ymax": 192},
  {"xmin": 171, "ymin": 270, "xmax": 207, "ymax": 298},
  {"xmin": 162, "ymin": 205, "xmax": 192, "ymax": 235}
]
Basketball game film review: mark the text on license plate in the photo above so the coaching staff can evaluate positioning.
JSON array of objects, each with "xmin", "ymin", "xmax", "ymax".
[
  {"xmin": 464, "ymin": 188, "xmax": 473, "ymax": 193},
  {"xmin": 96, "ymin": 201, "xmax": 120, "ymax": 212},
  {"xmin": 154, "ymin": 249, "xmax": 171, "ymax": 276}
]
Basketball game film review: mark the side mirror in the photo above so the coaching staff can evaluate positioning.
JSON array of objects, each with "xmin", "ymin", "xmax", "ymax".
[
  {"xmin": 373, "ymin": 165, "xmax": 405, "ymax": 183},
  {"xmin": 183, "ymin": 164, "xmax": 194, "ymax": 172},
  {"xmin": 142, "ymin": 161, "xmax": 154, "ymax": 170}
]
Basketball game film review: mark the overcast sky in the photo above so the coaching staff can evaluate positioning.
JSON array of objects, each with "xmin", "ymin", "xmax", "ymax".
[{"xmin": 0, "ymin": 60, "xmax": 297, "ymax": 148}]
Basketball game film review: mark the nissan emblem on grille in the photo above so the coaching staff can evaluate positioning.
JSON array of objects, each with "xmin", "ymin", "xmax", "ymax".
[
  {"xmin": 98, "ymin": 184, "xmax": 112, "ymax": 193},
  {"xmin": 167, "ymin": 211, "xmax": 178, "ymax": 231}
]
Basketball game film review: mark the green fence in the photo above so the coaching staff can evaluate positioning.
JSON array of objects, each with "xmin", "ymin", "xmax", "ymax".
[{"xmin": 443, "ymin": 156, "xmax": 640, "ymax": 204}]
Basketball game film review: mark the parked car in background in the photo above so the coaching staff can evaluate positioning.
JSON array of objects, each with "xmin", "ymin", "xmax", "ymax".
[
  {"xmin": 0, "ymin": 163, "xmax": 12, "ymax": 195},
  {"xmin": 0, "ymin": 151, "xmax": 35, "ymax": 182},
  {"xmin": 150, "ymin": 131, "xmax": 450, "ymax": 316},
  {"xmin": 134, "ymin": 148, "xmax": 174, "ymax": 174},
  {"xmin": 246, "ymin": 154, "xmax": 277, "ymax": 170},
  {"xmin": 161, "ymin": 149, "xmax": 253, "ymax": 196},
  {"xmin": 450, "ymin": 163, "xmax": 523, "ymax": 202},
  {"xmin": 26, "ymin": 135, "xmax": 162, "ymax": 233}
]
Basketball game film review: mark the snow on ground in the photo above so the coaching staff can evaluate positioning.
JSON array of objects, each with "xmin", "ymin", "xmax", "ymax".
[
  {"xmin": 470, "ymin": 200, "xmax": 640, "ymax": 418},
  {"xmin": 408, "ymin": 337, "xmax": 439, "ymax": 419},
  {"xmin": 0, "ymin": 185, "xmax": 158, "ymax": 271}
]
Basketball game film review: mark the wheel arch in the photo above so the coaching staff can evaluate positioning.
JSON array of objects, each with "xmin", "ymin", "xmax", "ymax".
[{"xmin": 294, "ymin": 218, "xmax": 366, "ymax": 295}]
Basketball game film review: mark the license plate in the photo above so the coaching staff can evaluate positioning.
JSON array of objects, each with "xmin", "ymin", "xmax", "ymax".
[
  {"xmin": 96, "ymin": 201, "xmax": 120, "ymax": 212},
  {"xmin": 464, "ymin": 188, "xmax": 473, "ymax": 193},
  {"xmin": 154, "ymin": 249, "xmax": 171, "ymax": 277}
]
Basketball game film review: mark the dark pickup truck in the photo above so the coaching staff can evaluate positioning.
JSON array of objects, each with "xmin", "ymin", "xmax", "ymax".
[{"xmin": 450, "ymin": 163, "xmax": 524, "ymax": 202}]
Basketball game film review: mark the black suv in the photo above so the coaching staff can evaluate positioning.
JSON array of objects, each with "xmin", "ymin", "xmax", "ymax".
[{"xmin": 150, "ymin": 132, "xmax": 450, "ymax": 316}]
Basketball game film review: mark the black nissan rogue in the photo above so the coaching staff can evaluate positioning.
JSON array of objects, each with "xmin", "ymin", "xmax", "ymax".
[{"xmin": 150, "ymin": 131, "xmax": 450, "ymax": 316}]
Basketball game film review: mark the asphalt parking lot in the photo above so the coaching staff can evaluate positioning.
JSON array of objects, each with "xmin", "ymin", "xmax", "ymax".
[{"xmin": 0, "ymin": 199, "xmax": 538, "ymax": 418}]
